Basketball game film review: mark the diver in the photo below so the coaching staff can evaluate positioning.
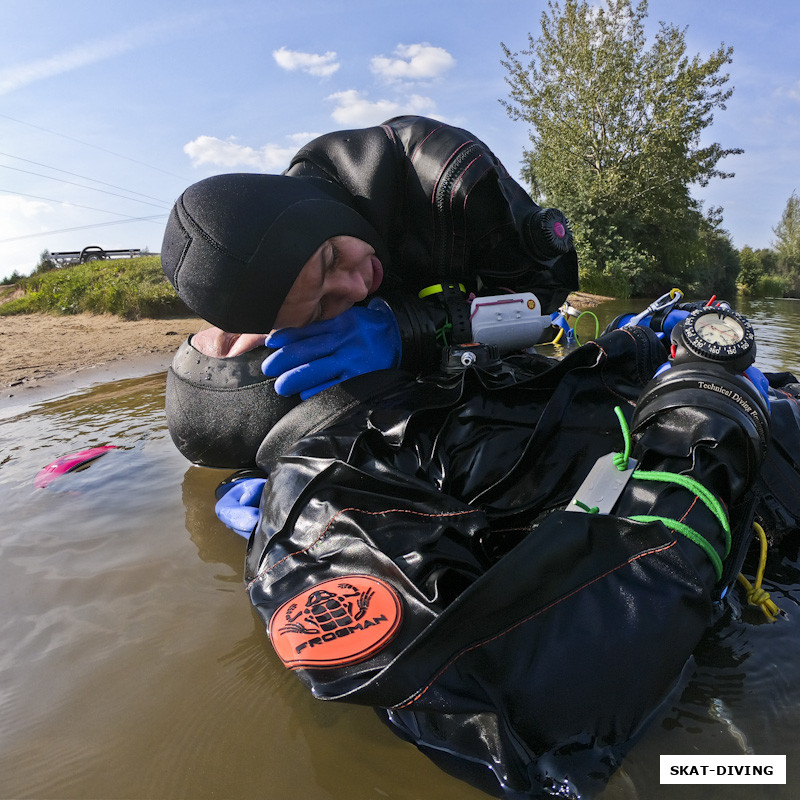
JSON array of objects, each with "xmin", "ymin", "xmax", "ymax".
[
  {"xmin": 160, "ymin": 115, "xmax": 578, "ymax": 467},
  {"xmin": 158, "ymin": 117, "xmax": 800, "ymax": 797}
]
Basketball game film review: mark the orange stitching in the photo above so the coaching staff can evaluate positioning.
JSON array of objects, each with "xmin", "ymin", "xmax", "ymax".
[
  {"xmin": 247, "ymin": 506, "xmax": 481, "ymax": 590},
  {"xmin": 777, "ymin": 387, "xmax": 800, "ymax": 410},
  {"xmin": 391, "ymin": 540, "xmax": 677, "ymax": 709},
  {"xmin": 588, "ymin": 339, "xmax": 637, "ymax": 403},
  {"xmin": 679, "ymin": 496, "xmax": 699, "ymax": 523}
]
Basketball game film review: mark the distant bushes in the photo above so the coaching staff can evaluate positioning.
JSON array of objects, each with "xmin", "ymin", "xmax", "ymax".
[
  {"xmin": 0, "ymin": 256, "xmax": 191, "ymax": 319},
  {"xmin": 756, "ymin": 274, "xmax": 796, "ymax": 298}
]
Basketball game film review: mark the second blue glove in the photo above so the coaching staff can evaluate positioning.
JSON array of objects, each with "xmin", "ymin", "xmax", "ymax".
[
  {"xmin": 262, "ymin": 299, "xmax": 402, "ymax": 400},
  {"xmin": 214, "ymin": 477, "xmax": 267, "ymax": 539}
]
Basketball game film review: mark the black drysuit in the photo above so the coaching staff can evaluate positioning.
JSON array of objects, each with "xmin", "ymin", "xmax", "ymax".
[{"xmin": 244, "ymin": 325, "xmax": 800, "ymax": 798}]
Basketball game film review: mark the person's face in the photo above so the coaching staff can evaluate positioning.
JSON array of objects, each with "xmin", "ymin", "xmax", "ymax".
[{"xmin": 271, "ymin": 235, "xmax": 384, "ymax": 329}]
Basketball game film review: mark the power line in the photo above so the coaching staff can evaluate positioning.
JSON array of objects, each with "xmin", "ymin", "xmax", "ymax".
[
  {"xmin": 0, "ymin": 151, "xmax": 172, "ymax": 205},
  {"xmin": 0, "ymin": 163, "xmax": 171, "ymax": 209},
  {"xmin": 0, "ymin": 214, "xmax": 167, "ymax": 244},
  {"xmin": 0, "ymin": 188, "xmax": 163, "ymax": 220},
  {"xmin": 0, "ymin": 111, "xmax": 190, "ymax": 182}
]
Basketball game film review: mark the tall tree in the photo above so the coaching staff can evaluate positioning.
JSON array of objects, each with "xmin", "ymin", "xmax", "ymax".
[
  {"xmin": 737, "ymin": 245, "xmax": 763, "ymax": 293},
  {"xmin": 501, "ymin": 0, "xmax": 741, "ymax": 296},
  {"xmin": 773, "ymin": 192, "xmax": 800, "ymax": 275},
  {"xmin": 693, "ymin": 212, "xmax": 739, "ymax": 298}
]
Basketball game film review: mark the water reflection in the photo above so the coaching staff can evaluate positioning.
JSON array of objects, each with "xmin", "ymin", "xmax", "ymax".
[
  {"xmin": 738, "ymin": 297, "xmax": 800, "ymax": 375},
  {"xmin": 1, "ymin": 299, "xmax": 799, "ymax": 800},
  {"xmin": 182, "ymin": 463, "xmax": 243, "ymax": 575}
]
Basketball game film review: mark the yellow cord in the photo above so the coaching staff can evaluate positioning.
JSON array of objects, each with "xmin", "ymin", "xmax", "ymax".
[
  {"xmin": 540, "ymin": 326, "xmax": 565, "ymax": 346},
  {"xmin": 737, "ymin": 522, "xmax": 781, "ymax": 622}
]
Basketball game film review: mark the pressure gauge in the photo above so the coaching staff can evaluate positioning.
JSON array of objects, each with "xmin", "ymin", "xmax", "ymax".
[{"xmin": 672, "ymin": 307, "xmax": 756, "ymax": 372}]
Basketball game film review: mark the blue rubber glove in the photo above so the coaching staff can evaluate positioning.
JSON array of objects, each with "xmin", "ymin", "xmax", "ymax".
[
  {"xmin": 262, "ymin": 299, "xmax": 402, "ymax": 400},
  {"xmin": 214, "ymin": 477, "xmax": 267, "ymax": 539},
  {"xmin": 549, "ymin": 311, "xmax": 574, "ymax": 339}
]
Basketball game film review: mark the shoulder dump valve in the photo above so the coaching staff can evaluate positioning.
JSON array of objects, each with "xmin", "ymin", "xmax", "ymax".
[{"xmin": 527, "ymin": 208, "xmax": 574, "ymax": 257}]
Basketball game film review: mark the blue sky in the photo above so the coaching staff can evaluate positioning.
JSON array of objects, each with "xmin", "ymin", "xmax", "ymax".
[{"xmin": 1, "ymin": 0, "xmax": 798, "ymax": 281}]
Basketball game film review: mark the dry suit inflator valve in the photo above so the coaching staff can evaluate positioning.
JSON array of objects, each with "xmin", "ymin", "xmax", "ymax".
[{"xmin": 526, "ymin": 208, "xmax": 574, "ymax": 258}]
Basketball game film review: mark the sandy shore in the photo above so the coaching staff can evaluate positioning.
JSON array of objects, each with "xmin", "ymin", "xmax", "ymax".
[
  {"xmin": 0, "ymin": 292, "xmax": 609, "ymax": 403},
  {"xmin": 0, "ymin": 313, "xmax": 204, "ymax": 401}
]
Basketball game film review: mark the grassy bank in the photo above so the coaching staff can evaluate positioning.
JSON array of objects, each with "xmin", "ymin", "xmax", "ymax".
[{"xmin": 0, "ymin": 256, "xmax": 190, "ymax": 319}]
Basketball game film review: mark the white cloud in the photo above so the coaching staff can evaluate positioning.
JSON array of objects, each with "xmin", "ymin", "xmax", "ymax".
[
  {"xmin": 0, "ymin": 18, "xmax": 185, "ymax": 95},
  {"xmin": 183, "ymin": 136, "xmax": 296, "ymax": 172},
  {"xmin": 273, "ymin": 47, "xmax": 340, "ymax": 78},
  {"xmin": 287, "ymin": 132, "xmax": 323, "ymax": 145},
  {"xmin": 0, "ymin": 36, "xmax": 136, "ymax": 95},
  {"xmin": 0, "ymin": 195, "xmax": 51, "ymax": 220},
  {"xmin": 370, "ymin": 43, "xmax": 455, "ymax": 83},
  {"xmin": 326, "ymin": 90, "xmax": 437, "ymax": 126}
]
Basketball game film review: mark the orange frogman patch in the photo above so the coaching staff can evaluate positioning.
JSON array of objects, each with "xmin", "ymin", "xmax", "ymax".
[{"xmin": 269, "ymin": 575, "xmax": 403, "ymax": 669}]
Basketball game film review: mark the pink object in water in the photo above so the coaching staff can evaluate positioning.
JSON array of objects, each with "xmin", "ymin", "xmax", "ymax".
[{"xmin": 34, "ymin": 446, "xmax": 118, "ymax": 489}]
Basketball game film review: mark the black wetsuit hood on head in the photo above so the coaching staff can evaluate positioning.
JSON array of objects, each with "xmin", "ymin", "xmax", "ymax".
[{"xmin": 161, "ymin": 173, "xmax": 388, "ymax": 333}]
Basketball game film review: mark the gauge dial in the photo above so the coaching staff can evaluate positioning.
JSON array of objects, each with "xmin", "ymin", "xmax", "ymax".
[
  {"xmin": 693, "ymin": 312, "xmax": 745, "ymax": 346},
  {"xmin": 678, "ymin": 307, "xmax": 756, "ymax": 370}
]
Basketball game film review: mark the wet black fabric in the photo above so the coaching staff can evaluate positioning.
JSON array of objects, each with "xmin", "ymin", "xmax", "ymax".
[
  {"xmin": 161, "ymin": 116, "xmax": 581, "ymax": 468},
  {"xmin": 754, "ymin": 372, "xmax": 800, "ymax": 539},
  {"xmin": 244, "ymin": 326, "xmax": 780, "ymax": 798},
  {"xmin": 165, "ymin": 336, "xmax": 299, "ymax": 467}
]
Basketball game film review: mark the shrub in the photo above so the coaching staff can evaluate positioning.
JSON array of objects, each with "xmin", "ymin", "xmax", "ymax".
[
  {"xmin": 757, "ymin": 274, "xmax": 787, "ymax": 298},
  {"xmin": 0, "ymin": 256, "xmax": 191, "ymax": 319}
]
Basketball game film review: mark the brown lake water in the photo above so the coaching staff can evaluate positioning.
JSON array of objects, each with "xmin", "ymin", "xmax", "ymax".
[{"xmin": 2, "ymin": 297, "xmax": 800, "ymax": 799}]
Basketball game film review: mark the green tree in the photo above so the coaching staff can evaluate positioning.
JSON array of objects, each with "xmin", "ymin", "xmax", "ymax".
[
  {"xmin": 34, "ymin": 249, "xmax": 57, "ymax": 275},
  {"xmin": 756, "ymin": 248, "xmax": 778, "ymax": 276},
  {"xmin": 690, "ymin": 209, "xmax": 739, "ymax": 298},
  {"xmin": 737, "ymin": 245, "xmax": 763, "ymax": 293},
  {"xmin": 0, "ymin": 269, "xmax": 24, "ymax": 286},
  {"xmin": 501, "ymin": 0, "xmax": 741, "ymax": 296},
  {"xmin": 773, "ymin": 192, "xmax": 800, "ymax": 282}
]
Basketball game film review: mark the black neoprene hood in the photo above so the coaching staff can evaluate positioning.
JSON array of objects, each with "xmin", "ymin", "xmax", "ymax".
[{"xmin": 161, "ymin": 173, "xmax": 386, "ymax": 333}]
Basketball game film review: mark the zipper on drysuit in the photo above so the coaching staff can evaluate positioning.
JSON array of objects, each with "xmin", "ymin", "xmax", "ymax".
[{"xmin": 432, "ymin": 142, "xmax": 482, "ymax": 276}]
